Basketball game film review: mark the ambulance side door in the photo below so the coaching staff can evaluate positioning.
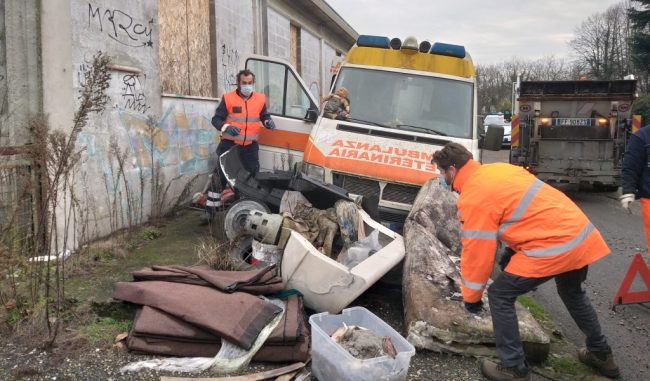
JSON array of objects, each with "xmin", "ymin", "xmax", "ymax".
[{"xmin": 245, "ymin": 55, "xmax": 320, "ymax": 172}]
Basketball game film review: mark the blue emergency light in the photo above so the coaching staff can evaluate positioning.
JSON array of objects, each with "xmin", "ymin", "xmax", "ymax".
[
  {"xmin": 430, "ymin": 42, "xmax": 466, "ymax": 58},
  {"xmin": 356, "ymin": 35, "xmax": 390, "ymax": 49}
]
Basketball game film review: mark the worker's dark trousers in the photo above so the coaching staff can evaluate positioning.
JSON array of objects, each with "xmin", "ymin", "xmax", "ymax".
[
  {"xmin": 216, "ymin": 139, "xmax": 260, "ymax": 189},
  {"xmin": 488, "ymin": 265, "xmax": 610, "ymax": 368}
]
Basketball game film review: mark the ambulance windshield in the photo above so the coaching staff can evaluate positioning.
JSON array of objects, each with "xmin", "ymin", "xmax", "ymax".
[{"xmin": 334, "ymin": 67, "xmax": 473, "ymax": 139}]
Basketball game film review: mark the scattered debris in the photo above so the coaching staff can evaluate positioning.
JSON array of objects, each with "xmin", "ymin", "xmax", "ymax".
[
  {"xmin": 28, "ymin": 249, "xmax": 71, "ymax": 263},
  {"xmin": 113, "ymin": 332, "xmax": 128, "ymax": 343},
  {"xmin": 335, "ymin": 326, "xmax": 385, "ymax": 360},
  {"xmin": 159, "ymin": 361, "xmax": 307, "ymax": 381}
]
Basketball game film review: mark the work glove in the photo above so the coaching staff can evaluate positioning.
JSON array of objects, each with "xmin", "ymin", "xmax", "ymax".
[
  {"xmin": 221, "ymin": 124, "xmax": 240, "ymax": 137},
  {"xmin": 263, "ymin": 119, "xmax": 276, "ymax": 130},
  {"xmin": 619, "ymin": 193, "xmax": 634, "ymax": 213},
  {"xmin": 464, "ymin": 300, "xmax": 484, "ymax": 314}
]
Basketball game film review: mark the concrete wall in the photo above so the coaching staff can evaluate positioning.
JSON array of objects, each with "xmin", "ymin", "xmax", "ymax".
[
  {"xmin": 214, "ymin": 0, "xmax": 255, "ymax": 97},
  {"xmin": 267, "ymin": 0, "xmax": 352, "ymax": 99},
  {"xmin": 266, "ymin": 7, "xmax": 290, "ymax": 62},
  {"xmin": 300, "ymin": 28, "xmax": 320, "ymax": 100},
  {"xmin": 1, "ymin": 0, "xmax": 42, "ymax": 146},
  {"xmin": 0, "ymin": 1, "xmax": 6, "ymax": 137},
  {"xmin": 322, "ymin": 42, "xmax": 339, "ymax": 95}
]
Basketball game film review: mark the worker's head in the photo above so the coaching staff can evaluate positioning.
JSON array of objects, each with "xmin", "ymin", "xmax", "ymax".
[
  {"xmin": 237, "ymin": 69, "xmax": 256, "ymax": 97},
  {"xmin": 335, "ymin": 87, "xmax": 349, "ymax": 99},
  {"xmin": 432, "ymin": 143, "xmax": 473, "ymax": 189}
]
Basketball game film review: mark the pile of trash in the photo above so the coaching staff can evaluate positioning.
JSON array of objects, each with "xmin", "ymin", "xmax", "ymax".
[
  {"xmin": 230, "ymin": 191, "xmax": 383, "ymax": 268},
  {"xmin": 112, "ymin": 146, "xmax": 407, "ymax": 377},
  {"xmin": 113, "ymin": 265, "xmax": 310, "ymax": 373}
]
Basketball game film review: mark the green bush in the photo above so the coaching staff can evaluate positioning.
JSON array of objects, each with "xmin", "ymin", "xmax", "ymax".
[{"xmin": 142, "ymin": 227, "xmax": 161, "ymax": 241}]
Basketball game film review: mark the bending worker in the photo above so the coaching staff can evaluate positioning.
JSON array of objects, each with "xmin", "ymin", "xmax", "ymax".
[
  {"xmin": 621, "ymin": 123, "xmax": 650, "ymax": 250},
  {"xmin": 211, "ymin": 69, "xmax": 275, "ymax": 201},
  {"xmin": 432, "ymin": 143, "xmax": 619, "ymax": 381}
]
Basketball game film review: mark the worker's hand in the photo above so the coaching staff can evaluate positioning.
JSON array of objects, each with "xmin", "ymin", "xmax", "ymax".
[
  {"xmin": 619, "ymin": 193, "xmax": 634, "ymax": 213},
  {"xmin": 464, "ymin": 300, "xmax": 483, "ymax": 314},
  {"xmin": 263, "ymin": 119, "xmax": 276, "ymax": 130},
  {"xmin": 222, "ymin": 124, "xmax": 240, "ymax": 137}
]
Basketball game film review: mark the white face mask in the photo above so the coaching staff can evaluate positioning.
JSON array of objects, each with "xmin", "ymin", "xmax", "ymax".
[
  {"xmin": 240, "ymin": 84, "xmax": 254, "ymax": 96},
  {"xmin": 439, "ymin": 174, "xmax": 450, "ymax": 190}
]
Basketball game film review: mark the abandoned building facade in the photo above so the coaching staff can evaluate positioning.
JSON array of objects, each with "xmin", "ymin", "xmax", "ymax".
[{"xmin": 0, "ymin": 0, "xmax": 357, "ymax": 252}]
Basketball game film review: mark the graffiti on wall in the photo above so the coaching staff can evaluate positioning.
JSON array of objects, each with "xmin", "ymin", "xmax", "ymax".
[
  {"xmin": 221, "ymin": 43, "xmax": 240, "ymax": 92},
  {"xmin": 111, "ymin": 99, "xmax": 218, "ymax": 176},
  {"xmin": 87, "ymin": 3, "xmax": 154, "ymax": 48},
  {"xmin": 120, "ymin": 73, "xmax": 150, "ymax": 113}
]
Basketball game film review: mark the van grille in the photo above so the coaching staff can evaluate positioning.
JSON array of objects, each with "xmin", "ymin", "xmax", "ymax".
[
  {"xmin": 333, "ymin": 173, "xmax": 420, "ymax": 205},
  {"xmin": 333, "ymin": 173, "xmax": 380, "ymax": 198},
  {"xmin": 382, "ymin": 183, "xmax": 420, "ymax": 204}
]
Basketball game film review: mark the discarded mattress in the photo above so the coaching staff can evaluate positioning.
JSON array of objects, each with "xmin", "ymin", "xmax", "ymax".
[
  {"xmin": 130, "ymin": 264, "xmax": 283, "ymax": 295},
  {"xmin": 112, "ymin": 280, "xmax": 282, "ymax": 350},
  {"xmin": 402, "ymin": 179, "xmax": 550, "ymax": 360},
  {"xmin": 282, "ymin": 208, "xmax": 405, "ymax": 314},
  {"xmin": 127, "ymin": 295, "xmax": 310, "ymax": 363}
]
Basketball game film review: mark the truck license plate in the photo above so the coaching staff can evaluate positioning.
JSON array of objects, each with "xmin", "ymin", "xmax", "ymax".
[{"xmin": 556, "ymin": 118, "xmax": 591, "ymax": 126}]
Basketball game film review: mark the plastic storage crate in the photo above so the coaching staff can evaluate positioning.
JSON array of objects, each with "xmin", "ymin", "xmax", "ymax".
[{"xmin": 309, "ymin": 307, "xmax": 415, "ymax": 381}]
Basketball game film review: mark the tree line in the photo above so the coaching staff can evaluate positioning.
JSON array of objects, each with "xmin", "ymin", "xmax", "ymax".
[{"xmin": 477, "ymin": 0, "xmax": 650, "ymax": 124}]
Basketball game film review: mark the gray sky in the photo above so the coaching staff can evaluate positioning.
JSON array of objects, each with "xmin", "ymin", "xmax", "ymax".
[{"xmin": 326, "ymin": 0, "xmax": 624, "ymax": 64}]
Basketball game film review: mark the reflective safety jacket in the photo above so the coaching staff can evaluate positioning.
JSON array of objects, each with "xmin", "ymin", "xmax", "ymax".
[
  {"xmin": 221, "ymin": 90, "xmax": 267, "ymax": 146},
  {"xmin": 453, "ymin": 160, "xmax": 610, "ymax": 303},
  {"xmin": 622, "ymin": 125, "xmax": 650, "ymax": 199}
]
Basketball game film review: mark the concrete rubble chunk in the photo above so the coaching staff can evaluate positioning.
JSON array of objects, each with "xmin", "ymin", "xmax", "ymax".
[{"xmin": 403, "ymin": 179, "xmax": 550, "ymax": 360}]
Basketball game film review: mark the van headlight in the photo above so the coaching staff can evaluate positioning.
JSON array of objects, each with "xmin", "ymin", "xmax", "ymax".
[{"xmin": 302, "ymin": 162, "xmax": 325, "ymax": 181}]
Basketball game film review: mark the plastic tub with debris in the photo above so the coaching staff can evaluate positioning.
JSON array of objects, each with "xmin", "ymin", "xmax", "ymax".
[
  {"xmin": 309, "ymin": 307, "xmax": 415, "ymax": 381},
  {"xmin": 281, "ymin": 209, "xmax": 404, "ymax": 313}
]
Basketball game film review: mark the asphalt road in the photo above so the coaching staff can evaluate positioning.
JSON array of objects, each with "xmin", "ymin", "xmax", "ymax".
[
  {"xmin": 532, "ymin": 192, "xmax": 650, "ymax": 381},
  {"xmin": 482, "ymin": 148, "xmax": 650, "ymax": 380}
]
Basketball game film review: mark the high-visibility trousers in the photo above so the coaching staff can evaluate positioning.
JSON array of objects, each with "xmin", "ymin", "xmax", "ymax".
[{"xmin": 641, "ymin": 198, "xmax": 650, "ymax": 255}]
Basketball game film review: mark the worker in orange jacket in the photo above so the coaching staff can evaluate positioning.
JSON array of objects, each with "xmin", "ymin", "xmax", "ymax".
[
  {"xmin": 432, "ymin": 143, "xmax": 619, "ymax": 381},
  {"xmin": 211, "ymin": 69, "xmax": 275, "ymax": 204}
]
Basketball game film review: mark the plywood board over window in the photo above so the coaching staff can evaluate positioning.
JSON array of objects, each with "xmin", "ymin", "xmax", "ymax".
[
  {"xmin": 159, "ymin": 0, "xmax": 212, "ymax": 97},
  {"xmin": 290, "ymin": 24, "xmax": 300, "ymax": 73}
]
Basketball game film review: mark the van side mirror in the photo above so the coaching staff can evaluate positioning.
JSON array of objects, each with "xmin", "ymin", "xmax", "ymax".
[
  {"xmin": 483, "ymin": 124, "xmax": 504, "ymax": 151},
  {"xmin": 304, "ymin": 108, "xmax": 318, "ymax": 122}
]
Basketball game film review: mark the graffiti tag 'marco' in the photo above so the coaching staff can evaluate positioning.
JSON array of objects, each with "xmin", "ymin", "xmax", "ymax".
[{"xmin": 88, "ymin": 4, "xmax": 154, "ymax": 48}]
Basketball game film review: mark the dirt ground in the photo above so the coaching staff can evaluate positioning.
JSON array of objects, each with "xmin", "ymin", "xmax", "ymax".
[{"xmin": 0, "ymin": 208, "xmax": 610, "ymax": 381}]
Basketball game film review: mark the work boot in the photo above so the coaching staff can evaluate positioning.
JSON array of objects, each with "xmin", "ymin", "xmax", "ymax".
[
  {"xmin": 481, "ymin": 359, "xmax": 530, "ymax": 381},
  {"xmin": 578, "ymin": 347, "xmax": 620, "ymax": 378}
]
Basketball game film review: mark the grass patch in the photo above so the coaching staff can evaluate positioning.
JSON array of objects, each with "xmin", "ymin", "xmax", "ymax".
[
  {"xmin": 142, "ymin": 226, "xmax": 161, "ymax": 240},
  {"xmin": 545, "ymin": 355, "xmax": 582, "ymax": 374},
  {"xmin": 517, "ymin": 295, "xmax": 549, "ymax": 323},
  {"xmin": 77, "ymin": 316, "xmax": 131, "ymax": 346}
]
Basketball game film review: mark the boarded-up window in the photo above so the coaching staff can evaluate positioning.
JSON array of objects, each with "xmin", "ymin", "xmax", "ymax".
[
  {"xmin": 290, "ymin": 24, "xmax": 300, "ymax": 73},
  {"xmin": 159, "ymin": 0, "xmax": 213, "ymax": 97}
]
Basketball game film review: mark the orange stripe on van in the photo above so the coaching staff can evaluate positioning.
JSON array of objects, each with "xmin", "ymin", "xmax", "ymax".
[
  {"xmin": 258, "ymin": 129, "xmax": 310, "ymax": 151},
  {"xmin": 632, "ymin": 115, "xmax": 642, "ymax": 134},
  {"xmin": 303, "ymin": 140, "xmax": 438, "ymax": 186}
]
